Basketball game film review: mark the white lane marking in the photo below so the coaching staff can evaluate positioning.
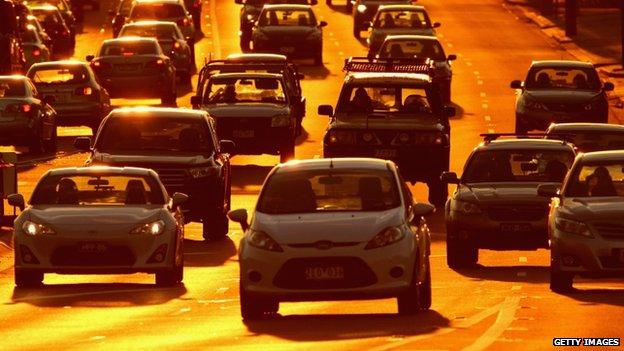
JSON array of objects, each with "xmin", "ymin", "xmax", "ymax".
[
  {"xmin": 462, "ymin": 296, "xmax": 521, "ymax": 351},
  {"xmin": 10, "ymin": 288, "xmax": 173, "ymax": 302},
  {"xmin": 430, "ymin": 254, "xmax": 446, "ymax": 258},
  {"xmin": 466, "ymin": 62, "xmax": 473, "ymax": 66},
  {"xmin": 334, "ymin": 41, "xmax": 340, "ymax": 46},
  {"xmin": 477, "ymin": 80, "xmax": 484, "ymax": 85},
  {"xmin": 338, "ymin": 51, "xmax": 344, "ymax": 56},
  {"xmin": 480, "ymin": 92, "xmax": 487, "ymax": 98},
  {"xmin": 488, "ymin": 128, "xmax": 495, "ymax": 133},
  {"xmin": 484, "ymin": 115, "xmax": 491, "ymax": 122},
  {"xmin": 171, "ymin": 307, "xmax": 192, "ymax": 316},
  {"xmin": 90, "ymin": 336, "xmax": 106, "ymax": 341},
  {"xmin": 216, "ymin": 287, "xmax": 229, "ymax": 294},
  {"xmin": 519, "ymin": 257, "xmax": 528, "ymax": 263},
  {"xmin": 511, "ymin": 285, "xmax": 522, "ymax": 291},
  {"xmin": 517, "ymin": 272, "xmax": 527, "ymax": 277},
  {"xmin": 329, "ymin": 32, "xmax": 334, "ymax": 36},
  {"xmin": 473, "ymin": 71, "xmax": 480, "ymax": 76},
  {"xmin": 447, "ymin": 43, "xmax": 454, "ymax": 48},
  {"xmin": 481, "ymin": 103, "xmax": 488, "ymax": 109},
  {"xmin": 209, "ymin": 0, "xmax": 221, "ymax": 58}
]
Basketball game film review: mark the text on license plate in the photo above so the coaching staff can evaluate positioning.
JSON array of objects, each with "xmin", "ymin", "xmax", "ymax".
[
  {"xmin": 77, "ymin": 242, "xmax": 108, "ymax": 253},
  {"xmin": 305, "ymin": 266, "xmax": 344, "ymax": 280},
  {"xmin": 233, "ymin": 129, "xmax": 254, "ymax": 138},
  {"xmin": 374, "ymin": 149, "xmax": 397, "ymax": 159},
  {"xmin": 500, "ymin": 223, "xmax": 532, "ymax": 232}
]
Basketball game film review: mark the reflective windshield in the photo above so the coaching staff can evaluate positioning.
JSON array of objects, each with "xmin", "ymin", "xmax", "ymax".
[
  {"xmin": 565, "ymin": 162, "xmax": 624, "ymax": 197},
  {"xmin": 31, "ymin": 174, "xmax": 165, "ymax": 205},
  {"xmin": 96, "ymin": 116, "xmax": 214, "ymax": 154},
  {"xmin": 462, "ymin": 149, "xmax": 574, "ymax": 183},
  {"xmin": 120, "ymin": 25, "xmax": 180, "ymax": 40},
  {"xmin": 26, "ymin": 0, "xmax": 69, "ymax": 11},
  {"xmin": 525, "ymin": 66, "xmax": 601, "ymax": 91},
  {"xmin": 379, "ymin": 39, "xmax": 445, "ymax": 60},
  {"xmin": 373, "ymin": 10, "xmax": 429, "ymax": 29},
  {"xmin": 100, "ymin": 42, "xmax": 160, "ymax": 56},
  {"xmin": 29, "ymin": 65, "xmax": 89, "ymax": 84},
  {"xmin": 257, "ymin": 169, "xmax": 401, "ymax": 214},
  {"xmin": 336, "ymin": 85, "xmax": 442, "ymax": 116},
  {"xmin": 258, "ymin": 9, "xmax": 317, "ymax": 27},
  {"xmin": 31, "ymin": 9, "xmax": 63, "ymax": 25},
  {"xmin": 131, "ymin": 4, "xmax": 185, "ymax": 18},
  {"xmin": 0, "ymin": 79, "xmax": 26, "ymax": 97},
  {"xmin": 204, "ymin": 76, "xmax": 286, "ymax": 104}
]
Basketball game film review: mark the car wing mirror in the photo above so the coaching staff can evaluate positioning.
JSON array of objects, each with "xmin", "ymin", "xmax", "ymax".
[
  {"xmin": 603, "ymin": 81, "xmax": 615, "ymax": 91},
  {"xmin": 171, "ymin": 192, "xmax": 189, "ymax": 208},
  {"xmin": 7, "ymin": 194, "xmax": 25, "ymax": 211},
  {"xmin": 447, "ymin": 54, "xmax": 457, "ymax": 61},
  {"xmin": 219, "ymin": 139, "xmax": 236, "ymax": 155},
  {"xmin": 537, "ymin": 184, "xmax": 560, "ymax": 198},
  {"xmin": 318, "ymin": 104, "xmax": 333, "ymax": 116},
  {"xmin": 433, "ymin": 22, "xmax": 441, "ymax": 28},
  {"xmin": 440, "ymin": 171, "xmax": 460, "ymax": 184},
  {"xmin": 362, "ymin": 21, "xmax": 372, "ymax": 28},
  {"xmin": 86, "ymin": 55, "xmax": 94, "ymax": 62},
  {"xmin": 73, "ymin": 137, "xmax": 92, "ymax": 151},
  {"xmin": 444, "ymin": 106, "xmax": 456, "ymax": 117},
  {"xmin": 319, "ymin": 20, "xmax": 328, "ymax": 28},
  {"xmin": 510, "ymin": 80, "xmax": 522, "ymax": 89},
  {"xmin": 412, "ymin": 202, "xmax": 435, "ymax": 217},
  {"xmin": 228, "ymin": 209, "xmax": 249, "ymax": 231}
]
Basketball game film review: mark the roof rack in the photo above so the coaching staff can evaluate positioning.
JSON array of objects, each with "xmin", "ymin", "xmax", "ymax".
[
  {"xmin": 480, "ymin": 133, "xmax": 574, "ymax": 143},
  {"xmin": 343, "ymin": 56, "xmax": 435, "ymax": 75}
]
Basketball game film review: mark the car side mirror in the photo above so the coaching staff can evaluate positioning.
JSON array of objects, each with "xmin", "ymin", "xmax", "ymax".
[
  {"xmin": 412, "ymin": 202, "xmax": 435, "ymax": 217},
  {"xmin": 74, "ymin": 137, "xmax": 92, "ymax": 151},
  {"xmin": 433, "ymin": 22, "xmax": 441, "ymax": 28},
  {"xmin": 440, "ymin": 171, "xmax": 460, "ymax": 184},
  {"xmin": 86, "ymin": 55, "xmax": 94, "ymax": 62},
  {"xmin": 318, "ymin": 104, "xmax": 333, "ymax": 116},
  {"xmin": 43, "ymin": 95, "xmax": 55, "ymax": 104},
  {"xmin": 510, "ymin": 80, "xmax": 522, "ymax": 89},
  {"xmin": 171, "ymin": 192, "xmax": 189, "ymax": 208},
  {"xmin": 228, "ymin": 208, "xmax": 249, "ymax": 231},
  {"xmin": 7, "ymin": 194, "xmax": 25, "ymax": 211},
  {"xmin": 190, "ymin": 95, "xmax": 202, "ymax": 107},
  {"xmin": 604, "ymin": 81, "xmax": 615, "ymax": 91},
  {"xmin": 537, "ymin": 184, "xmax": 560, "ymax": 198},
  {"xmin": 220, "ymin": 139, "xmax": 236, "ymax": 155},
  {"xmin": 447, "ymin": 54, "xmax": 457, "ymax": 61},
  {"xmin": 319, "ymin": 20, "xmax": 327, "ymax": 28},
  {"xmin": 444, "ymin": 106, "xmax": 456, "ymax": 117}
]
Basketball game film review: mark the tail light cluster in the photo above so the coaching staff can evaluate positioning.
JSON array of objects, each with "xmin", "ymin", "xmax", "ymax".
[
  {"xmin": 146, "ymin": 58, "xmax": 167, "ymax": 69},
  {"xmin": 32, "ymin": 49, "xmax": 41, "ymax": 57},
  {"xmin": 177, "ymin": 18, "xmax": 189, "ymax": 27},
  {"xmin": 91, "ymin": 60, "xmax": 112, "ymax": 69},
  {"xmin": 5, "ymin": 104, "xmax": 32, "ymax": 113},
  {"xmin": 74, "ymin": 86, "xmax": 98, "ymax": 98}
]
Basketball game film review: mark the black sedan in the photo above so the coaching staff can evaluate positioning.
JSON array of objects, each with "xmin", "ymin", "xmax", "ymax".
[{"xmin": 0, "ymin": 75, "xmax": 56, "ymax": 154}]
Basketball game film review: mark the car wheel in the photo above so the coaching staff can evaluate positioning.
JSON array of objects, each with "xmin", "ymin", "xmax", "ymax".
[
  {"xmin": 427, "ymin": 177, "xmax": 447, "ymax": 207},
  {"xmin": 44, "ymin": 127, "xmax": 57, "ymax": 153},
  {"xmin": 353, "ymin": 25, "xmax": 361, "ymax": 39},
  {"xmin": 279, "ymin": 141, "xmax": 295, "ymax": 163},
  {"xmin": 514, "ymin": 116, "xmax": 528, "ymax": 134},
  {"xmin": 179, "ymin": 70, "xmax": 192, "ymax": 85},
  {"xmin": 14, "ymin": 269, "xmax": 43, "ymax": 287},
  {"xmin": 397, "ymin": 259, "xmax": 422, "ymax": 315},
  {"xmin": 550, "ymin": 258, "xmax": 573, "ymax": 293},
  {"xmin": 155, "ymin": 264, "xmax": 183, "ymax": 286},
  {"xmin": 240, "ymin": 281, "xmax": 278, "ymax": 320},
  {"xmin": 161, "ymin": 88, "xmax": 177, "ymax": 106},
  {"xmin": 446, "ymin": 236, "xmax": 478, "ymax": 268},
  {"xmin": 417, "ymin": 256, "xmax": 432, "ymax": 310},
  {"xmin": 443, "ymin": 82, "xmax": 452, "ymax": 104},
  {"xmin": 28, "ymin": 130, "xmax": 44, "ymax": 155}
]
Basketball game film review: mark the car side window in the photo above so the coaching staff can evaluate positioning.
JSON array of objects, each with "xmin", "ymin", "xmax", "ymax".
[{"xmin": 397, "ymin": 171, "xmax": 413, "ymax": 215}]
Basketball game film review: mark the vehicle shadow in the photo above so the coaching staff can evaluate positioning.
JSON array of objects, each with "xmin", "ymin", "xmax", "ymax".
[
  {"xmin": 183, "ymin": 237, "xmax": 237, "ymax": 267},
  {"xmin": 244, "ymin": 310, "xmax": 450, "ymax": 341},
  {"xmin": 231, "ymin": 165, "xmax": 273, "ymax": 189},
  {"xmin": 298, "ymin": 65, "xmax": 331, "ymax": 80},
  {"xmin": 453, "ymin": 265, "xmax": 549, "ymax": 284},
  {"xmin": 295, "ymin": 127, "xmax": 310, "ymax": 146},
  {"xmin": 449, "ymin": 102, "xmax": 465, "ymax": 120},
  {"xmin": 10, "ymin": 283, "xmax": 186, "ymax": 307},
  {"xmin": 560, "ymin": 286, "xmax": 624, "ymax": 307}
]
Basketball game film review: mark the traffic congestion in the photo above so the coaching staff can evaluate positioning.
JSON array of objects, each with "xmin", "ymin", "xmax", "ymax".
[{"xmin": 1, "ymin": 0, "xmax": 623, "ymax": 349}]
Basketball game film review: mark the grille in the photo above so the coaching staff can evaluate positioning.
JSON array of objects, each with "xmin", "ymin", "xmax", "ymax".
[
  {"xmin": 544, "ymin": 102, "xmax": 584, "ymax": 113},
  {"xmin": 50, "ymin": 245, "xmax": 136, "ymax": 266},
  {"xmin": 153, "ymin": 168, "xmax": 187, "ymax": 189},
  {"xmin": 487, "ymin": 205, "xmax": 547, "ymax": 221},
  {"xmin": 591, "ymin": 222, "xmax": 624, "ymax": 241},
  {"xmin": 273, "ymin": 257, "xmax": 377, "ymax": 289}
]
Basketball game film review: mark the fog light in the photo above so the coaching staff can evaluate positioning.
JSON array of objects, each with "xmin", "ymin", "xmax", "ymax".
[
  {"xmin": 248, "ymin": 270, "xmax": 262, "ymax": 283},
  {"xmin": 147, "ymin": 244, "xmax": 168, "ymax": 263},
  {"xmin": 20, "ymin": 245, "xmax": 39, "ymax": 264},
  {"xmin": 389, "ymin": 266, "xmax": 404, "ymax": 278},
  {"xmin": 562, "ymin": 254, "xmax": 580, "ymax": 267}
]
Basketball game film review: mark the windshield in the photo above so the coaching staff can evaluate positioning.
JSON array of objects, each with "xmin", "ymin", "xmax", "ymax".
[
  {"xmin": 204, "ymin": 76, "xmax": 286, "ymax": 104},
  {"xmin": 374, "ymin": 10, "xmax": 429, "ymax": 29},
  {"xmin": 0, "ymin": 80, "xmax": 26, "ymax": 97},
  {"xmin": 549, "ymin": 131, "xmax": 624, "ymax": 152},
  {"xmin": 131, "ymin": 4, "xmax": 185, "ymax": 19},
  {"xmin": 32, "ymin": 10, "xmax": 63, "ymax": 26},
  {"xmin": 96, "ymin": 116, "xmax": 214, "ymax": 154},
  {"xmin": 31, "ymin": 174, "xmax": 165, "ymax": 205},
  {"xmin": 257, "ymin": 169, "xmax": 401, "ymax": 214},
  {"xmin": 120, "ymin": 25, "xmax": 179, "ymax": 40},
  {"xmin": 565, "ymin": 162, "xmax": 624, "ymax": 197},
  {"xmin": 525, "ymin": 66, "xmax": 601, "ymax": 91},
  {"xmin": 100, "ymin": 42, "xmax": 159, "ymax": 56},
  {"xmin": 379, "ymin": 39, "xmax": 445, "ymax": 60},
  {"xmin": 26, "ymin": 0, "xmax": 68, "ymax": 11},
  {"xmin": 258, "ymin": 9, "xmax": 317, "ymax": 27},
  {"xmin": 462, "ymin": 149, "xmax": 574, "ymax": 183},
  {"xmin": 29, "ymin": 66, "xmax": 89, "ymax": 85},
  {"xmin": 336, "ymin": 85, "xmax": 442, "ymax": 116}
]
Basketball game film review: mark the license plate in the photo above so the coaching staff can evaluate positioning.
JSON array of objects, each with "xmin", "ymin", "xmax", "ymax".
[
  {"xmin": 500, "ymin": 223, "xmax": 532, "ymax": 232},
  {"xmin": 233, "ymin": 129, "xmax": 254, "ymax": 138},
  {"xmin": 118, "ymin": 64, "xmax": 139, "ymax": 71},
  {"xmin": 304, "ymin": 266, "xmax": 344, "ymax": 280},
  {"xmin": 77, "ymin": 242, "xmax": 108, "ymax": 253},
  {"xmin": 374, "ymin": 149, "xmax": 397, "ymax": 159},
  {"xmin": 280, "ymin": 47, "xmax": 295, "ymax": 54}
]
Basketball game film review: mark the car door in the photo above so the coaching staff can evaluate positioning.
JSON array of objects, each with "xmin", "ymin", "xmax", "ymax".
[
  {"xmin": 400, "ymin": 172, "xmax": 429, "ymax": 280},
  {"xmin": 208, "ymin": 117, "xmax": 231, "ymax": 207}
]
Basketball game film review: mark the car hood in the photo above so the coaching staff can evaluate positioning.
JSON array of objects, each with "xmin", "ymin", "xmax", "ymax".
[
  {"xmin": 524, "ymin": 90, "xmax": 602, "ymax": 103},
  {"xmin": 457, "ymin": 183, "xmax": 552, "ymax": 205},
  {"xmin": 205, "ymin": 103, "xmax": 289, "ymax": 118},
  {"xmin": 91, "ymin": 152, "xmax": 213, "ymax": 166},
  {"xmin": 252, "ymin": 209, "xmax": 403, "ymax": 244},
  {"xmin": 559, "ymin": 197, "xmax": 624, "ymax": 221},
  {"xmin": 334, "ymin": 115, "xmax": 444, "ymax": 131},
  {"xmin": 257, "ymin": 27, "xmax": 317, "ymax": 38}
]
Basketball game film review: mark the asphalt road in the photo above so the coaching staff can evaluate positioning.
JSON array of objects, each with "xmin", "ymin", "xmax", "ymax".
[{"xmin": 0, "ymin": 0, "xmax": 623, "ymax": 350}]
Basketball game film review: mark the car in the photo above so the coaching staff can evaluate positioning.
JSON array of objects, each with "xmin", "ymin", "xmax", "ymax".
[
  {"xmin": 511, "ymin": 60, "xmax": 615, "ymax": 134},
  {"xmin": 73, "ymin": 107, "xmax": 235, "ymax": 241},
  {"xmin": 0, "ymin": 75, "xmax": 57, "ymax": 153},
  {"xmin": 86, "ymin": 37, "xmax": 177, "ymax": 105},
  {"xmin": 441, "ymin": 134, "xmax": 576, "ymax": 268},
  {"xmin": 193, "ymin": 53, "xmax": 306, "ymax": 135},
  {"xmin": 193, "ymin": 72, "xmax": 296, "ymax": 162},
  {"xmin": 24, "ymin": 0, "xmax": 76, "ymax": 42},
  {"xmin": 109, "ymin": 0, "xmax": 135, "ymax": 37},
  {"xmin": 20, "ymin": 25, "xmax": 51, "ymax": 68},
  {"xmin": 366, "ymin": 5, "xmax": 439, "ymax": 54},
  {"xmin": 24, "ymin": 15, "xmax": 54, "ymax": 51},
  {"xmin": 27, "ymin": 61, "xmax": 112, "ymax": 133},
  {"xmin": 29, "ymin": 5, "xmax": 74, "ymax": 56},
  {"xmin": 318, "ymin": 57, "xmax": 454, "ymax": 206},
  {"xmin": 9, "ymin": 166, "xmax": 188, "ymax": 287},
  {"xmin": 127, "ymin": 0, "xmax": 196, "ymax": 63},
  {"xmin": 351, "ymin": 0, "xmax": 411, "ymax": 39},
  {"xmin": 182, "ymin": 0, "xmax": 202, "ymax": 30},
  {"xmin": 119, "ymin": 21, "xmax": 194, "ymax": 84},
  {"xmin": 375, "ymin": 35, "xmax": 456, "ymax": 103},
  {"xmin": 538, "ymin": 150, "xmax": 624, "ymax": 292},
  {"xmin": 0, "ymin": 0, "xmax": 27, "ymax": 75},
  {"xmin": 251, "ymin": 4, "xmax": 327, "ymax": 65},
  {"xmin": 545, "ymin": 123, "xmax": 624, "ymax": 152},
  {"xmin": 228, "ymin": 158, "xmax": 435, "ymax": 319}
]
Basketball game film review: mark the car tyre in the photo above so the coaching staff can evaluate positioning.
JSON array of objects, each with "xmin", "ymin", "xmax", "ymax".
[
  {"xmin": 240, "ymin": 281, "xmax": 278, "ymax": 320},
  {"xmin": 279, "ymin": 141, "xmax": 295, "ymax": 163},
  {"xmin": 161, "ymin": 88, "xmax": 177, "ymax": 106},
  {"xmin": 314, "ymin": 50, "xmax": 323, "ymax": 66},
  {"xmin": 417, "ymin": 256, "xmax": 432, "ymax": 310},
  {"xmin": 397, "ymin": 258, "xmax": 423, "ymax": 315},
  {"xmin": 28, "ymin": 131, "xmax": 44, "ymax": 155},
  {"xmin": 14, "ymin": 269, "xmax": 43, "ymax": 287},
  {"xmin": 44, "ymin": 127, "xmax": 57, "ymax": 153},
  {"xmin": 446, "ymin": 237, "xmax": 478, "ymax": 268},
  {"xmin": 179, "ymin": 70, "xmax": 192, "ymax": 85},
  {"xmin": 155, "ymin": 263, "xmax": 183, "ymax": 287},
  {"xmin": 514, "ymin": 116, "xmax": 528, "ymax": 134},
  {"xmin": 443, "ymin": 81, "xmax": 452, "ymax": 104},
  {"xmin": 427, "ymin": 177, "xmax": 447, "ymax": 207},
  {"xmin": 550, "ymin": 258, "xmax": 573, "ymax": 293}
]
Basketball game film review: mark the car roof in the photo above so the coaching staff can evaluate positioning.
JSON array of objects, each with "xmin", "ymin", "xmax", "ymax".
[
  {"xmin": 346, "ymin": 72, "xmax": 432, "ymax": 84},
  {"xmin": 109, "ymin": 107, "xmax": 209, "ymax": 119},
  {"xmin": 263, "ymin": 4, "xmax": 312, "ymax": 10},
  {"xmin": 476, "ymin": 138, "xmax": 575, "ymax": 151},
  {"xmin": 580, "ymin": 150, "xmax": 624, "ymax": 163},
  {"xmin": 30, "ymin": 60, "xmax": 88, "ymax": 68},
  {"xmin": 530, "ymin": 60, "xmax": 594, "ymax": 69},
  {"xmin": 548, "ymin": 123, "xmax": 624, "ymax": 133},
  {"xmin": 274, "ymin": 158, "xmax": 394, "ymax": 173},
  {"xmin": 30, "ymin": 5, "xmax": 60, "ymax": 11},
  {"xmin": 378, "ymin": 4, "xmax": 425, "ymax": 11},
  {"xmin": 384, "ymin": 34, "xmax": 438, "ymax": 42},
  {"xmin": 123, "ymin": 20, "xmax": 178, "ymax": 28},
  {"xmin": 46, "ymin": 166, "xmax": 155, "ymax": 177},
  {"xmin": 210, "ymin": 72, "xmax": 284, "ymax": 79},
  {"xmin": 225, "ymin": 53, "xmax": 288, "ymax": 62},
  {"xmin": 0, "ymin": 75, "xmax": 28, "ymax": 81},
  {"xmin": 103, "ymin": 36, "xmax": 159, "ymax": 44}
]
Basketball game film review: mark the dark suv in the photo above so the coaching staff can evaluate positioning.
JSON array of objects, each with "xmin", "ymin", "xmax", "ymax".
[
  {"xmin": 74, "ymin": 107, "xmax": 235, "ymax": 241},
  {"xmin": 0, "ymin": 0, "xmax": 26, "ymax": 75},
  {"xmin": 318, "ymin": 57, "xmax": 455, "ymax": 206}
]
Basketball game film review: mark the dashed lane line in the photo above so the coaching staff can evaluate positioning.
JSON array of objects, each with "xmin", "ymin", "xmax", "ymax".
[{"xmin": 462, "ymin": 296, "xmax": 522, "ymax": 351}]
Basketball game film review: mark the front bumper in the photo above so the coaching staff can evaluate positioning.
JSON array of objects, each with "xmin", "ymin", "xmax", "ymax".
[
  {"xmin": 51, "ymin": 101, "xmax": 108, "ymax": 123},
  {"xmin": 552, "ymin": 229, "xmax": 624, "ymax": 277}
]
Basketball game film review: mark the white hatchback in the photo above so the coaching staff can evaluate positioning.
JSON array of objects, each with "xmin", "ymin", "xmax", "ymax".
[{"xmin": 228, "ymin": 158, "xmax": 435, "ymax": 319}]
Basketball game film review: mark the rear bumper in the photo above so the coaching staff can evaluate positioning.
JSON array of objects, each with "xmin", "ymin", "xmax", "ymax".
[
  {"xmin": 99, "ymin": 74, "xmax": 173, "ymax": 97},
  {"xmin": 252, "ymin": 41, "xmax": 321, "ymax": 58},
  {"xmin": 516, "ymin": 109, "xmax": 609, "ymax": 131},
  {"xmin": 0, "ymin": 120, "xmax": 37, "ymax": 144},
  {"xmin": 51, "ymin": 102, "xmax": 108, "ymax": 123}
]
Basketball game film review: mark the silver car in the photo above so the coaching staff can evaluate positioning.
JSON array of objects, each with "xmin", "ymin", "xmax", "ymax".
[
  {"xmin": 10, "ymin": 167, "xmax": 188, "ymax": 287},
  {"xmin": 366, "ymin": 5, "xmax": 439, "ymax": 54},
  {"xmin": 538, "ymin": 150, "xmax": 624, "ymax": 292}
]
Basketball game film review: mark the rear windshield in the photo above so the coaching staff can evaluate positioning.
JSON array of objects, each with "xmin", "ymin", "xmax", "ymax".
[
  {"xmin": 100, "ymin": 42, "xmax": 160, "ymax": 56},
  {"xmin": 525, "ymin": 66, "xmax": 601, "ymax": 91},
  {"xmin": 374, "ymin": 10, "xmax": 430, "ymax": 29},
  {"xmin": 336, "ymin": 85, "xmax": 443, "ymax": 116},
  {"xmin": 548, "ymin": 131, "xmax": 624, "ymax": 152},
  {"xmin": 119, "ymin": 25, "xmax": 180, "ymax": 40},
  {"xmin": 379, "ymin": 39, "xmax": 445, "ymax": 60},
  {"xmin": 204, "ymin": 76, "xmax": 286, "ymax": 104},
  {"xmin": 131, "ymin": 3, "xmax": 185, "ymax": 18},
  {"xmin": 258, "ymin": 9, "xmax": 317, "ymax": 26},
  {"xmin": 31, "ymin": 9, "xmax": 63, "ymax": 26},
  {"xmin": 96, "ymin": 116, "xmax": 215, "ymax": 155},
  {"xmin": 257, "ymin": 169, "xmax": 401, "ymax": 214},
  {"xmin": 31, "ymin": 174, "xmax": 165, "ymax": 205},
  {"xmin": 28, "ymin": 66, "xmax": 89, "ymax": 84},
  {"xmin": 0, "ymin": 80, "xmax": 26, "ymax": 97}
]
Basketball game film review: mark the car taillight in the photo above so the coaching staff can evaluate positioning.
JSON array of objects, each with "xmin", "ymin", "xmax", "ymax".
[
  {"xmin": 146, "ymin": 59, "xmax": 166, "ymax": 69},
  {"xmin": 91, "ymin": 60, "xmax": 111, "ymax": 69},
  {"xmin": 178, "ymin": 18, "xmax": 189, "ymax": 26},
  {"xmin": 32, "ymin": 49, "xmax": 41, "ymax": 57},
  {"xmin": 75, "ymin": 86, "xmax": 93, "ymax": 96},
  {"xmin": 5, "ymin": 104, "xmax": 32, "ymax": 113},
  {"xmin": 173, "ymin": 41, "xmax": 181, "ymax": 50}
]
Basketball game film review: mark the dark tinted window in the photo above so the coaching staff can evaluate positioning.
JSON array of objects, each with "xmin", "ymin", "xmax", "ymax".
[
  {"xmin": 0, "ymin": 79, "xmax": 26, "ymax": 97},
  {"xmin": 525, "ymin": 66, "xmax": 601, "ymax": 91},
  {"xmin": 101, "ymin": 42, "xmax": 160, "ymax": 55},
  {"xmin": 565, "ymin": 162, "xmax": 624, "ymax": 197},
  {"xmin": 379, "ymin": 39, "xmax": 445, "ymax": 60},
  {"xmin": 29, "ymin": 65, "xmax": 89, "ymax": 84}
]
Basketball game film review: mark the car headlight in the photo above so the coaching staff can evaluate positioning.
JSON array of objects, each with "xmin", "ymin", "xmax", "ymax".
[
  {"xmin": 22, "ymin": 221, "xmax": 56, "ymax": 236},
  {"xmin": 357, "ymin": 4, "xmax": 367, "ymax": 12},
  {"xmin": 327, "ymin": 130, "xmax": 356, "ymax": 145},
  {"xmin": 271, "ymin": 114, "xmax": 291, "ymax": 127},
  {"xmin": 524, "ymin": 99, "xmax": 547, "ymax": 111},
  {"xmin": 454, "ymin": 200, "xmax": 482, "ymax": 214},
  {"xmin": 247, "ymin": 229, "xmax": 283, "ymax": 252},
  {"xmin": 365, "ymin": 226, "xmax": 404, "ymax": 250},
  {"xmin": 555, "ymin": 217, "xmax": 593, "ymax": 238},
  {"xmin": 130, "ymin": 220, "xmax": 165, "ymax": 235},
  {"xmin": 189, "ymin": 166, "xmax": 216, "ymax": 179}
]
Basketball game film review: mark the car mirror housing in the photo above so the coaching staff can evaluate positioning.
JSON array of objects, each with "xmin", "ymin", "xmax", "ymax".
[
  {"xmin": 228, "ymin": 209, "xmax": 249, "ymax": 231},
  {"xmin": 433, "ymin": 22, "xmax": 441, "ymax": 28},
  {"xmin": 85, "ymin": 55, "xmax": 94, "ymax": 62},
  {"xmin": 318, "ymin": 104, "xmax": 333, "ymax": 116},
  {"xmin": 171, "ymin": 192, "xmax": 189, "ymax": 207},
  {"xmin": 444, "ymin": 106, "xmax": 456, "ymax": 117},
  {"xmin": 319, "ymin": 20, "xmax": 328, "ymax": 27},
  {"xmin": 440, "ymin": 171, "xmax": 460, "ymax": 184},
  {"xmin": 412, "ymin": 203, "xmax": 435, "ymax": 217},
  {"xmin": 7, "ymin": 194, "xmax": 25, "ymax": 211},
  {"xmin": 73, "ymin": 137, "xmax": 92, "ymax": 151},
  {"xmin": 510, "ymin": 80, "xmax": 522, "ymax": 89},
  {"xmin": 603, "ymin": 81, "xmax": 615, "ymax": 91},
  {"xmin": 537, "ymin": 184, "xmax": 560, "ymax": 198},
  {"xmin": 447, "ymin": 54, "xmax": 457, "ymax": 61},
  {"xmin": 220, "ymin": 139, "xmax": 236, "ymax": 155}
]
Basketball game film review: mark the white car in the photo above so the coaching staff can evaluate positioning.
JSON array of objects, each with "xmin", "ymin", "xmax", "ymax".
[
  {"xmin": 9, "ymin": 167, "xmax": 188, "ymax": 287},
  {"xmin": 228, "ymin": 158, "xmax": 435, "ymax": 319}
]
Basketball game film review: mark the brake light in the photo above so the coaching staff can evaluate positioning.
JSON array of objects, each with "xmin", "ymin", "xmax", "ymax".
[
  {"xmin": 173, "ymin": 41, "xmax": 181, "ymax": 49},
  {"xmin": 122, "ymin": 52, "xmax": 134, "ymax": 56},
  {"xmin": 22, "ymin": 104, "xmax": 32, "ymax": 113},
  {"xmin": 75, "ymin": 87, "xmax": 93, "ymax": 96},
  {"xmin": 178, "ymin": 18, "xmax": 189, "ymax": 26},
  {"xmin": 146, "ymin": 59, "xmax": 167, "ymax": 69},
  {"xmin": 5, "ymin": 104, "xmax": 32, "ymax": 113},
  {"xmin": 91, "ymin": 60, "xmax": 111, "ymax": 69},
  {"xmin": 32, "ymin": 49, "xmax": 41, "ymax": 57}
]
